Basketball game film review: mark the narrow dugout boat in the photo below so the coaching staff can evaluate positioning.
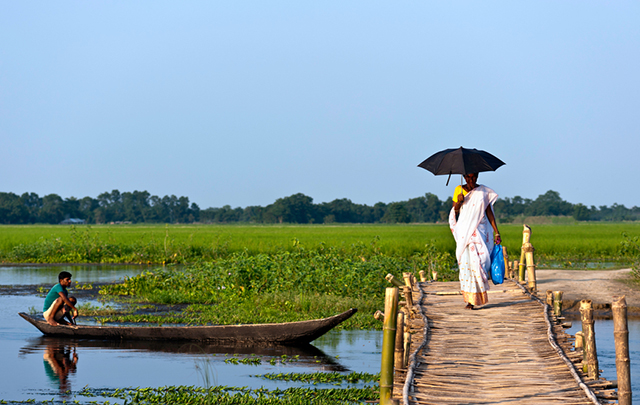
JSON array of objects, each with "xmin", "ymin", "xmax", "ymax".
[{"xmin": 19, "ymin": 308, "xmax": 356, "ymax": 345}]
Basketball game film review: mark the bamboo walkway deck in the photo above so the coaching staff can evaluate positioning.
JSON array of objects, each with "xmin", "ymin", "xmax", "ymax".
[{"xmin": 394, "ymin": 279, "xmax": 617, "ymax": 405}]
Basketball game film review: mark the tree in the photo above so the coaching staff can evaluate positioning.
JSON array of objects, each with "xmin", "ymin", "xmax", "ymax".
[
  {"xmin": 40, "ymin": 194, "xmax": 65, "ymax": 224},
  {"xmin": 79, "ymin": 196, "xmax": 98, "ymax": 223},
  {"xmin": 573, "ymin": 203, "xmax": 591, "ymax": 221},
  {"xmin": 382, "ymin": 202, "xmax": 410, "ymax": 223},
  {"xmin": 0, "ymin": 192, "xmax": 28, "ymax": 224},
  {"xmin": 63, "ymin": 197, "xmax": 81, "ymax": 219},
  {"xmin": 372, "ymin": 202, "xmax": 387, "ymax": 222},
  {"xmin": 189, "ymin": 202, "xmax": 200, "ymax": 222},
  {"xmin": 526, "ymin": 190, "xmax": 572, "ymax": 216},
  {"xmin": 121, "ymin": 191, "xmax": 151, "ymax": 222},
  {"xmin": 264, "ymin": 193, "xmax": 316, "ymax": 224},
  {"xmin": 320, "ymin": 198, "xmax": 358, "ymax": 223},
  {"xmin": 21, "ymin": 192, "xmax": 42, "ymax": 223}
]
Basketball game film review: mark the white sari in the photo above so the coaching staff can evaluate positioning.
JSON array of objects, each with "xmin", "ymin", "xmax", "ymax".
[{"xmin": 449, "ymin": 185, "xmax": 498, "ymax": 306}]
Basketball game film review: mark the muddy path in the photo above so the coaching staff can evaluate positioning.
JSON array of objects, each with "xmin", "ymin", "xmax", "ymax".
[{"xmin": 536, "ymin": 269, "xmax": 640, "ymax": 319}]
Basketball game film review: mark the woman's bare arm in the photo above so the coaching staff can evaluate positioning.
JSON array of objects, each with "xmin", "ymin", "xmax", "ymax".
[{"xmin": 485, "ymin": 205, "xmax": 501, "ymax": 244}]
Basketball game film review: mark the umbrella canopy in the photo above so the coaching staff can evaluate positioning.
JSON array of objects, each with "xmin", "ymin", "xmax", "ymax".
[{"xmin": 418, "ymin": 147, "xmax": 505, "ymax": 185}]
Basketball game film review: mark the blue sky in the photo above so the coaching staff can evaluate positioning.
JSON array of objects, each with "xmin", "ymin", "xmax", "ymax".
[{"xmin": 1, "ymin": 2, "xmax": 638, "ymax": 209}]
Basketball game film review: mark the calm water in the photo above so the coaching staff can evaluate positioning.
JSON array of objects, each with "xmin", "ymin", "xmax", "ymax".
[
  {"xmin": 1, "ymin": 265, "xmax": 638, "ymax": 403},
  {"xmin": 0, "ymin": 264, "xmax": 150, "ymax": 285},
  {"xmin": 0, "ymin": 265, "xmax": 381, "ymax": 403},
  {"xmin": 567, "ymin": 320, "xmax": 639, "ymax": 402}
]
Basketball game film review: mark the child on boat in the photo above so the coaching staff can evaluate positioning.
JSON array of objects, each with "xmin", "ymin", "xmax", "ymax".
[{"xmin": 43, "ymin": 271, "xmax": 78, "ymax": 326}]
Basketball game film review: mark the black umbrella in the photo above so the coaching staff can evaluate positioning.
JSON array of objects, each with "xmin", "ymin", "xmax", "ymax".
[{"xmin": 418, "ymin": 147, "xmax": 505, "ymax": 185}]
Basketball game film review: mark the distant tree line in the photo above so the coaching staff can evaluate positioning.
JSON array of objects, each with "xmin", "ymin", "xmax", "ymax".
[
  {"xmin": 0, "ymin": 189, "xmax": 638, "ymax": 225},
  {"xmin": 0, "ymin": 190, "xmax": 200, "ymax": 224}
]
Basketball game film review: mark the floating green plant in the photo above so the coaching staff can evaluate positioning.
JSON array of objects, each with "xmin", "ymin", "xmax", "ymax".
[
  {"xmin": 255, "ymin": 371, "xmax": 380, "ymax": 384},
  {"xmin": 77, "ymin": 384, "xmax": 379, "ymax": 404}
]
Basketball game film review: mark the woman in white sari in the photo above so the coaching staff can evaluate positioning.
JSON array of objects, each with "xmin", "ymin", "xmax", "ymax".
[{"xmin": 449, "ymin": 173, "xmax": 501, "ymax": 309}]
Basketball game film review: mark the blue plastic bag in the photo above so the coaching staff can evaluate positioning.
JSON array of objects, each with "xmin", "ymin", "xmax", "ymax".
[{"xmin": 490, "ymin": 244, "xmax": 505, "ymax": 285}]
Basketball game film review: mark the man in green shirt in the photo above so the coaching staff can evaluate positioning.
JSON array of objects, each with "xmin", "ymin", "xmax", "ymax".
[{"xmin": 43, "ymin": 271, "xmax": 78, "ymax": 326}]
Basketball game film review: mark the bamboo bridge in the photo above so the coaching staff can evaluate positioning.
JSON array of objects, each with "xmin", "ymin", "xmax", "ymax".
[
  {"xmin": 390, "ymin": 279, "xmax": 618, "ymax": 404},
  {"xmin": 378, "ymin": 225, "xmax": 632, "ymax": 405}
]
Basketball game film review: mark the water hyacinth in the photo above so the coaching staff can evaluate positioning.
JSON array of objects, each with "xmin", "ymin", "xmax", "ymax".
[
  {"xmin": 94, "ymin": 242, "xmax": 455, "ymax": 329},
  {"xmin": 77, "ymin": 384, "xmax": 379, "ymax": 404}
]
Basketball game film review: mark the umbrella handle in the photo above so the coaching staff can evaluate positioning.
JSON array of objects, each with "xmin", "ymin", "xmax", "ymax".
[{"xmin": 446, "ymin": 172, "xmax": 452, "ymax": 186}]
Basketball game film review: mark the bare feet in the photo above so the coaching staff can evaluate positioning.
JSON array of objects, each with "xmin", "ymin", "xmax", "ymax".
[
  {"xmin": 465, "ymin": 303, "xmax": 474, "ymax": 310},
  {"xmin": 46, "ymin": 319, "xmax": 60, "ymax": 326}
]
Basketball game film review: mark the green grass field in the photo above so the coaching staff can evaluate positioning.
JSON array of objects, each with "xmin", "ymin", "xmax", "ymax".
[
  {"xmin": 8, "ymin": 222, "xmax": 638, "ymax": 329},
  {"xmin": 1, "ymin": 222, "xmax": 639, "ymax": 265}
]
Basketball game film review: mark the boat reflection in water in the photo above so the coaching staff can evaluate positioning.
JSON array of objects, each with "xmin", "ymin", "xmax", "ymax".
[
  {"xmin": 42, "ymin": 342, "xmax": 78, "ymax": 395},
  {"xmin": 20, "ymin": 335, "xmax": 348, "ymax": 391}
]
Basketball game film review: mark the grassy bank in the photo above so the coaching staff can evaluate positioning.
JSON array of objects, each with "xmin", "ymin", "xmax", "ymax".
[
  {"xmin": 2, "ymin": 222, "xmax": 639, "ymax": 265},
  {"xmin": 6, "ymin": 222, "xmax": 640, "ymax": 328},
  {"xmin": 94, "ymin": 244, "xmax": 456, "ymax": 329}
]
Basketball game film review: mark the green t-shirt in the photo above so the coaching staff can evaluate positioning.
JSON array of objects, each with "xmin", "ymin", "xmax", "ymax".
[{"xmin": 43, "ymin": 283, "xmax": 67, "ymax": 312}]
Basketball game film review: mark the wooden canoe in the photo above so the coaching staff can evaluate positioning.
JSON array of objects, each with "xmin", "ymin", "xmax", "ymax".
[{"xmin": 19, "ymin": 308, "xmax": 357, "ymax": 345}]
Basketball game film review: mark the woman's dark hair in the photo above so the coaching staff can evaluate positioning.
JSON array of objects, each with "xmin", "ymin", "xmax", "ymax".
[{"xmin": 58, "ymin": 271, "xmax": 72, "ymax": 281}]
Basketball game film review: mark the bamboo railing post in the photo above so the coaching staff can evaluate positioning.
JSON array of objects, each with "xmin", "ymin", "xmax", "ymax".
[
  {"xmin": 580, "ymin": 299, "xmax": 599, "ymax": 379},
  {"xmin": 518, "ymin": 261, "xmax": 526, "ymax": 283},
  {"xmin": 403, "ymin": 286, "xmax": 414, "ymax": 310},
  {"xmin": 380, "ymin": 287, "xmax": 399, "ymax": 405},
  {"xmin": 612, "ymin": 296, "xmax": 632, "ymax": 405},
  {"xmin": 546, "ymin": 290, "xmax": 553, "ymax": 307},
  {"xmin": 575, "ymin": 331, "xmax": 584, "ymax": 350},
  {"xmin": 402, "ymin": 272, "xmax": 413, "ymax": 288},
  {"xmin": 385, "ymin": 274, "xmax": 404, "ymax": 288},
  {"xmin": 418, "ymin": 270, "xmax": 426, "ymax": 282},
  {"xmin": 502, "ymin": 246, "xmax": 510, "ymax": 279},
  {"xmin": 403, "ymin": 329, "xmax": 411, "ymax": 369},
  {"xmin": 524, "ymin": 243, "xmax": 536, "ymax": 293},
  {"xmin": 575, "ymin": 331, "xmax": 587, "ymax": 372},
  {"xmin": 394, "ymin": 311, "xmax": 405, "ymax": 371},
  {"xmin": 432, "ymin": 270, "xmax": 438, "ymax": 281},
  {"xmin": 519, "ymin": 224, "xmax": 531, "ymax": 282},
  {"xmin": 401, "ymin": 273, "xmax": 415, "ymax": 313},
  {"xmin": 553, "ymin": 291, "xmax": 563, "ymax": 317}
]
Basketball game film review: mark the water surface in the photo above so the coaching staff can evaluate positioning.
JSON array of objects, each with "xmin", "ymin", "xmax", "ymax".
[
  {"xmin": 0, "ymin": 265, "xmax": 381, "ymax": 403},
  {"xmin": 1, "ymin": 265, "xmax": 638, "ymax": 403}
]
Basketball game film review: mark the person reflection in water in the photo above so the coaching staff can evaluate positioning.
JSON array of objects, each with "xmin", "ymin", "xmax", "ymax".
[{"xmin": 43, "ymin": 344, "xmax": 78, "ymax": 393}]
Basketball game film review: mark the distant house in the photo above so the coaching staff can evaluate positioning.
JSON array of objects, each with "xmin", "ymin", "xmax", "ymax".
[{"xmin": 60, "ymin": 218, "xmax": 86, "ymax": 225}]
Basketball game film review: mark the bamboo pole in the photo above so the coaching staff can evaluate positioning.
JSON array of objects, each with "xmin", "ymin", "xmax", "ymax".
[
  {"xmin": 575, "ymin": 331, "xmax": 584, "ymax": 350},
  {"xmin": 403, "ymin": 330, "xmax": 411, "ymax": 369},
  {"xmin": 385, "ymin": 274, "xmax": 404, "ymax": 288},
  {"xmin": 502, "ymin": 246, "xmax": 510, "ymax": 279},
  {"xmin": 394, "ymin": 311, "xmax": 405, "ymax": 370},
  {"xmin": 612, "ymin": 296, "xmax": 631, "ymax": 405},
  {"xmin": 402, "ymin": 272, "xmax": 413, "ymax": 288},
  {"xmin": 380, "ymin": 287, "xmax": 399, "ymax": 405},
  {"xmin": 546, "ymin": 290, "xmax": 553, "ymax": 307},
  {"xmin": 514, "ymin": 260, "xmax": 522, "ymax": 282},
  {"xmin": 519, "ymin": 224, "xmax": 531, "ymax": 282},
  {"xmin": 403, "ymin": 286, "xmax": 414, "ymax": 309},
  {"xmin": 553, "ymin": 291, "xmax": 563, "ymax": 317},
  {"xmin": 580, "ymin": 299, "xmax": 599, "ymax": 379},
  {"xmin": 418, "ymin": 270, "xmax": 426, "ymax": 282},
  {"xmin": 575, "ymin": 330, "xmax": 587, "ymax": 373},
  {"xmin": 519, "ymin": 247, "xmax": 526, "ymax": 269},
  {"xmin": 524, "ymin": 243, "xmax": 536, "ymax": 293},
  {"xmin": 432, "ymin": 270, "xmax": 438, "ymax": 281}
]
